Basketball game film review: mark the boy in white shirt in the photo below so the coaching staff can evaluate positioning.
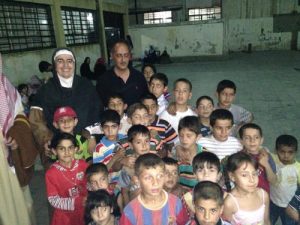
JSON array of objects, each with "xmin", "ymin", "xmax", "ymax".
[
  {"xmin": 160, "ymin": 78, "xmax": 196, "ymax": 134},
  {"xmin": 197, "ymin": 109, "xmax": 242, "ymax": 160}
]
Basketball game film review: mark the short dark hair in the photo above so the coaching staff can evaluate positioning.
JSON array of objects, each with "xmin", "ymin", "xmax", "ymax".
[
  {"xmin": 100, "ymin": 109, "xmax": 120, "ymax": 126},
  {"xmin": 107, "ymin": 93, "xmax": 125, "ymax": 104},
  {"xmin": 226, "ymin": 151, "xmax": 259, "ymax": 173},
  {"xmin": 85, "ymin": 163, "xmax": 108, "ymax": 181},
  {"xmin": 216, "ymin": 79, "xmax": 236, "ymax": 94},
  {"xmin": 275, "ymin": 134, "xmax": 298, "ymax": 152},
  {"xmin": 239, "ymin": 123, "xmax": 263, "ymax": 139},
  {"xmin": 135, "ymin": 153, "xmax": 165, "ymax": 176},
  {"xmin": 210, "ymin": 109, "xmax": 233, "ymax": 127},
  {"xmin": 173, "ymin": 78, "xmax": 192, "ymax": 91},
  {"xmin": 196, "ymin": 95, "xmax": 214, "ymax": 108},
  {"xmin": 38, "ymin": 60, "xmax": 52, "ymax": 72},
  {"xmin": 50, "ymin": 132, "xmax": 78, "ymax": 149},
  {"xmin": 178, "ymin": 116, "xmax": 199, "ymax": 135},
  {"xmin": 127, "ymin": 124, "xmax": 150, "ymax": 143},
  {"xmin": 127, "ymin": 103, "xmax": 148, "ymax": 118},
  {"xmin": 142, "ymin": 63, "xmax": 157, "ymax": 74},
  {"xmin": 162, "ymin": 157, "xmax": 178, "ymax": 167},
  {"xmin": 140, "ymin": 93, "xmax": 158, "ymax": 105},
  {"xmin": 193, "ymin": 181, "xmax": 224, "ymax": 206},
  {"xmin": 111, "ymin": 39, "xmax": 131, "ymax": 54},
  {"xmin": 150, "ymin": 73, "xmax": 168, "ymax": 87},
  {"xmin": 84, "ymin": 189, "xmax": 120, "ymax": 224},
  {"xmin": 192, "ymin": 152, "xmax": 221, "ymax": 173}
]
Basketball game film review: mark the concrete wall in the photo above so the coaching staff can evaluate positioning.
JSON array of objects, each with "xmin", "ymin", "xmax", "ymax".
[
  {"xmin": 225, "ymin": 17, "xmax": 292, "ymax": 52},
  {"xmin": 129, "ymin": 21, "xmax": 224, "ymax": 58},
  {"xmin": 2, "ymin": 44, "xmax": 101, "ymax": 85}
]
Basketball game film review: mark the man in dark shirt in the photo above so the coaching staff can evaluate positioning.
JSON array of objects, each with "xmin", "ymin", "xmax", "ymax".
[{"xmin": 96, "ymin": 39, "xmax": 149, "ymax": 107}]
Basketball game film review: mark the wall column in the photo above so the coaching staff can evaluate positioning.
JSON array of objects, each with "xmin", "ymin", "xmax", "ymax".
[{"xmin": 50, "ymin": 0, "xmax": 66, "ymax": 47}]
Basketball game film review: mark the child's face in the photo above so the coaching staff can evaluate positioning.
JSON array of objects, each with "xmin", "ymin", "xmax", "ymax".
[
  {"xmin": 164, "ymin": 164, "xmax": 179, "ymax": 190},
  {"xmin": 212, "ymin": 119, "xmax": 232, "ymax": 142},
  {"xmin": 129, "ymin": 108, "xmax": 150, "ymax": 126},
  {"xmin": 54, "ymin": 116, "xmax": 78, "ymax": 134},
  {"xmin": 108, "ymin": 97, "xmax": 127, "ymax": 117},
  {"xmin": 130, "ymin": 134, "xmax": 151, "ymax": 156},
  {"xmin": 230, "ymin": 162, "xmax": 258, "ymax": 193},
  {"xmin": 197, "ymin": 99, "xmax": 214, "ymax": 119},
  {"xmin": 195, "ymin": 162, "xmax": 221, "ymax": 183},
  {"xmin": 143, "ymin": 66, "xmax": 155, "ymax": 82},
  {"xmin": 138, "ymin": 166, "xmax": 165, "ymax": 198},
  {"xmin": 142, "ymin": 99, "xmax": 158, "ymax": 123},
  {"xmin": 90, "ymin": 204, "xmax": 113, "ymax": 225},
  {"xmin": 174, "ymin": 81, "xmax": 192, "ymax": 106},
  {"xmin": 178, "ymin": 128, "xmax": 199, "ymax": 150},
  {"xmin": 217, "ymin": 88, "xmax": 235, "ymax": 108},
  {"xmin": 149, "ymin": 79, "xmax": 167, "ymax": 98},
  {"xmin": 52, "ymin": 139, "xmax": 76, "ymax": 168},
  {"xmin": 102, "ymin": 121, "xmax": 119, "ymax": 141},
  {"xmin": 277, "ymin": 145, "xmax": 296, "ymax": 165},
  {"xmin": 241, "ymin": 128, "xmax": 263, "ymax": 154},
  {"xmin": 89, "ymin": 172, "xmax": 109, "ymax": 191},
  {"xmin": 194, "ymin": 198, "xmax": 223, "ymax": 225}
]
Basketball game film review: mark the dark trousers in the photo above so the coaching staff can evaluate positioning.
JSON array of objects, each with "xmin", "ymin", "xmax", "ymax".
[{"xmin": 270, "ymin": 201, "xmax": 297, "ymax": 225}]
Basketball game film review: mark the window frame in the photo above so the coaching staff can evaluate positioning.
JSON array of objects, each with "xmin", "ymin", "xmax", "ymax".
[
  {"xmin": 61, "ymin": 7, "xmax": 98, "ymax": 46},
  {"xmin": 0, "ymin": 1, "xmax": 56, "ymax": 53},
  {"xmin": 143, "ymin": 10, "xmax": 172, "ymax": 25},
  {"xmin": 188, "ymin": 6, "xmax": 221, "ymax": 21}
]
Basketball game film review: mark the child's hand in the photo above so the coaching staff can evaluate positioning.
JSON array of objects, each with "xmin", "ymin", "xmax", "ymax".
[
  {"xmin": 258, "ymin": 150, "xmax": 269, "ymax": 167},
  {"xmin": 121, "ymin": 155, "xmax": 136, "ymax": 168},
  {"xmin": 44, "ymin": 140, "xmax": 52, "ymax": 157},
  {"xmin": 113, "ymin": 147, "xmax": 126, "ymax": 160}
]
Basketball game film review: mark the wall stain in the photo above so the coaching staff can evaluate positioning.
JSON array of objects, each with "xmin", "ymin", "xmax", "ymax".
[
  {"xmin": 208, "ymin": 42, "xmax": 216, "ymax": 54},
  {"xmin": 192, "ymin": 41, "xmax": 202, "ymax": 53},
  {"xmin": 175, "ymin": 38, "xmax": 180, "ymax": 49}
]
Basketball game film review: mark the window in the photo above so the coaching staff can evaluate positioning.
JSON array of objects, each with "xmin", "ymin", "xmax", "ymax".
[
  {"xmin": 188, "ymin": 7, "xmax": 221, "ymax": 21},
  {"xmin": 0, "ymin": 1, "xmax": 55, "ymax": 53},
  {"xmin": 144, "ymin": 11, "xmax": 172, "ymax": 24},
  {"xmin": 61, "ymin": 8, "xmax": 98, "ymax": 46}
]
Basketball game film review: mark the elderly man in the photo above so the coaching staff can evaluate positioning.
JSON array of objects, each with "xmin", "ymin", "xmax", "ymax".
[
  {"xmin": 29, "ymin": 48, "xmax": 103, "ymax": 165},
  {"xmin": 96, "ymin": 39, "xmax": 149, "ymax": 107}
]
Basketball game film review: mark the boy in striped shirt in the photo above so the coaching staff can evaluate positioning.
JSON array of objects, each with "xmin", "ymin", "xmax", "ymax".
[
  {"xmin": 120, "ymin": 153, "xmax": 189, "ymax": 225},
  {"xmin": 197, "ymin": 109, "xmax": 242, "ymax": 160}
]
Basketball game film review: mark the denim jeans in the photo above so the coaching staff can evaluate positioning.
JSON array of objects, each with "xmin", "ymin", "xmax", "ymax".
[{"xmin": 270, "ymin": 201, "xmax": 297, "ymax": 225}]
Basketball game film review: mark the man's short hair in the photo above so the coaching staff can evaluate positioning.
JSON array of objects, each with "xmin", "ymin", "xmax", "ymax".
[
  {"xmin": 178, "ymin": 116, "xmax": 199, "ymax": 135},
  {"xmin": 140, "ymin": 93, "xmax": 158, "ymax": 105},
  {"xmin": 173, "ymin": 78, "xmax": 192, "ymax": 91},
  {"xmin": 216, "ymin": 79, "xmax": 236, "ymax": 94},
  {"xmin": 100, "ymin": 109, "xmax": 121, "ymax": 126},
  {"xmin": 276, "ymin": 134, "xmax": 298, "ymax": 152},
  {"xmin": 85, "ymin": 163, "xmax": 108, "ymax": 181},
  {"xmin": 210, "ymin": 109, "xmax": 233, "ymax": 127},
  {"xmin": 192, "ymin": 152, "xmax": 221, "ymax": 173},
  {"xmin": 150, "ymin": 73, "xmax": 168, "ymax": 87},
  {"xmin": 135, "ymin": 153, "xmax": 165, "ymax": 176},
  {"xmin": 196, "ymin": 95, "xmax": 214, "ymax": 108},
  {"xmin": 239, "ymin": 123, "xmax": 263, "ymax": 139},
  {"xmin": 111, "ymin": 39, "xmax": 131, "ymax": 54},
  {"xmin": 127, "ymin": 124, "xmax": 150, "ymax": 143},
  {"xmin": 193, "ymin": 181, "xmax": 224, "ymax": 206},
  {"xmin": 127, "ymin": 103, "xmax": 148, "ymax": 118}
]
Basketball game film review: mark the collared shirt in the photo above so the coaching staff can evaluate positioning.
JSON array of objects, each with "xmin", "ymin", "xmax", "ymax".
[{"xmin": 96, "ymin": 67, "xmax": 149, "ymax": 106}]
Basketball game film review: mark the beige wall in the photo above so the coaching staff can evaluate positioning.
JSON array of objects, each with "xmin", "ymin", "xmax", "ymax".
[{"xmin": 129, "ymin": 21, "xmax": 224, "ymax": 58}]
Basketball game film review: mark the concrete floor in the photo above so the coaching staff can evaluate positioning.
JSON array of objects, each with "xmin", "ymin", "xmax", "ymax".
[{"xmin": 31, "ymin": 50, "xmax": 300, "ymax": 225}]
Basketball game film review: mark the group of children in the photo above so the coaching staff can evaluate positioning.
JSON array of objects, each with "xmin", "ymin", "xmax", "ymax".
[{"xmin": 44, "ymin": 63, "xmax": 300, "ymax": 225}]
